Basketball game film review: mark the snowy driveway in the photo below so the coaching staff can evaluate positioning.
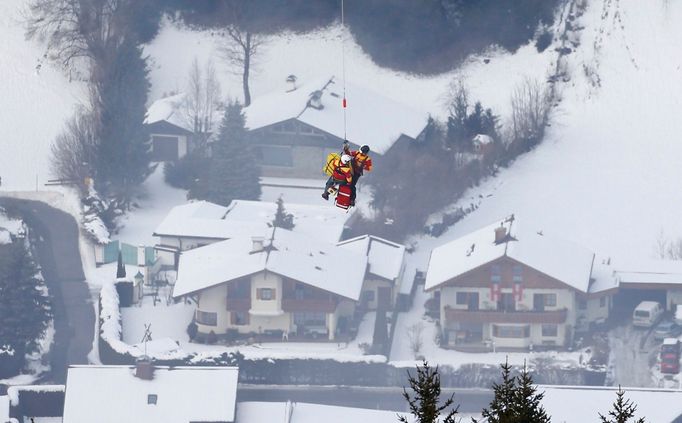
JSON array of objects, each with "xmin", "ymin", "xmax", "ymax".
[{"xmin": 608, "ymin": 324, "xmax": 657, "ymax": 388}]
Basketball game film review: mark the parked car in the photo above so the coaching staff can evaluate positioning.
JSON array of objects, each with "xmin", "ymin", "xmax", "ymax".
[
  {"xmin": 661, "ymin": 338, "xmax": 680, "ymax": 359},
  {"xmin": 653, "ymin": 320, "xmax": 682, "ymax": 341},
  {"xmin": 633, "ymin": 301, "xmax": 664, "ymax": 328},
  {"xmin": 661, "ymin": 358, "xmax": 680, "ymax": 374},
  {"xmin": 675, "ymin": 304, "xmax": 682, "ymax": 326}
]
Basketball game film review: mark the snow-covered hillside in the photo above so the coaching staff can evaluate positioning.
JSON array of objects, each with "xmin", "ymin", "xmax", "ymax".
[
  {"xmin": 0, "ymin": 0, "xmax": 87, "ymax": 191},
  {"xmin": 414, "ymin": 0, "xmax": 682, "ymax": 265}
]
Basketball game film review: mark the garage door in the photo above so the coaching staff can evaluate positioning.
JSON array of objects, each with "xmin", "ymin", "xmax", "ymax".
[{"xmin": 152, "ymin": 135, "xmax": 178, "ymax": 161}]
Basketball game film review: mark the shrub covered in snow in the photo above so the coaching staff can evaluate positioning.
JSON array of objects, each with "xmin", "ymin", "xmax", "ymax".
[{"xmin": 81, "ymin": 187, "xmax": 113, "ymax": 244}]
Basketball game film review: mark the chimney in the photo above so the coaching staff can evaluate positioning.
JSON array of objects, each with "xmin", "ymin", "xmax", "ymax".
[
  {"xmin": 135, "ymin": 357, "xmax": 154, "ymax": 380},
  {"xmin": 251, "ymin": 236, "xmax": 265, "ymax": 252},
  {"xmin": 494, "ymin": 225, "xmax": 507, "ymax": 244}
]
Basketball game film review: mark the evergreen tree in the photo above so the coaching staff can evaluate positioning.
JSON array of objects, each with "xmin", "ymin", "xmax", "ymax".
[
  {"xmin": 116, "ymin": 250, "xmax": 126, "ymax": 278},
  {"xmin": 399, "ymin": 360, "xmax": 459, "ymax": 423},
  {"xmin": 0, "ymin": 243, "xmax": 51, "ymax": 356},
  {"xmin": 272, "ymin": 196, "xmax": 294, "ymax": 229},
  {"xmin": 203, "ymin": 101, "xmax": 261, "ymax": 206},
  {"xmin": 94, "ymin": 36, "xmax": 153, "ymax": 206},
  {"xmin": 476, "ymin": 359, "xmax": 517, "ymax": 423},
  {"xmin": 514, "ymin": 364, "xmax": 550, "ymax": 423},
  {"xmin": 599, "ymin": 387, "xmax": 645, "ymax": 423}
]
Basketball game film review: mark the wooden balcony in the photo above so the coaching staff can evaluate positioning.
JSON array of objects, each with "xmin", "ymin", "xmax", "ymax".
[
  {"xmin": 225, "ymin": 298, "xmax": 250, "ymax": 311},
  {"xmin": 282, "ymin": 298, "xmax": 337, "ymax": 313},
  {"xmin": 445, "ymin": 307, "xmax": 568, "ymax": 324}
]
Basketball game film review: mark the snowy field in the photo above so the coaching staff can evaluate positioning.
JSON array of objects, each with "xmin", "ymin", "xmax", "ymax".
[
  {"xmin": 410, "ymin": 0, "xmax": 682, "ymax": 269},
  {"xmin": 120, "ymin": 292, "xmax": 383, "ymax": 363},
  {"xmin": 0, "ymin": 0, "xmax": 87, "ymax": 192}
]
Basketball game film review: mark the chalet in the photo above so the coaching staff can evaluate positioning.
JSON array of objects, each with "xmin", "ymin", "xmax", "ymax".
[
  {"xmin": 337, "ymin": 235, "xmax": 407, "ymax": 310},
  {"xmin": 425, "ymin": 216, "xmax": 616, "ymax": 349},
  {"xmin": 153, "ymin": 200, "xmax": 351, "ymax": 268},
  {"xmin": 173, "ymin": 227, "xmax": 368, "ymax": 341},
  {"xmin": 243, "ymin": 76, "xmax": 430, "ymax": 178},
  {"xmin": 144, "ymin": 94, "xmax": 197, "ymax": 162},
  {"xmin": 62, "ymin": 364, "xmax": 238, "ymax": 423}
]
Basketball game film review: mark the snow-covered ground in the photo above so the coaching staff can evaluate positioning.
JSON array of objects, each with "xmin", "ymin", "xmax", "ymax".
[
  {"xmin": 119, "ymin": 291, "xmax": 383, "ymax": 363},
  {"xmin": 145, "ymin": 15, "xmax": 556, "ymax": 125},
  {"xmin": 411, "ymin": 0, "xmax": 682, "ymax": 269},
  {"xmin": 0, "ymin": 0, "xmax": 87, "ymax": 192}
]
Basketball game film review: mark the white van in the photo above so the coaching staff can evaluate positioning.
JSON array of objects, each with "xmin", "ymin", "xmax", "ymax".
[{"xmin": 632, "ymin": 301, "xmax": 664, "ymax": 328}]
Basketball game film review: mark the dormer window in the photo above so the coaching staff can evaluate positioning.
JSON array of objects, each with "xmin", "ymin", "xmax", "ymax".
[{"xmin": 147, "ymin": 394, "xmax": 158, "ymax": 405}]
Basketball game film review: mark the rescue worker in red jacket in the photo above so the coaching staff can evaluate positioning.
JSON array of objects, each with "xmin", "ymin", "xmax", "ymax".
[
  {"xmin": 322, "ymin": 154, "xmax": 353, "ymax": 200},
  {"xmin": 348, "ymin": 144, "xmax": 372, "ymax": 206}
]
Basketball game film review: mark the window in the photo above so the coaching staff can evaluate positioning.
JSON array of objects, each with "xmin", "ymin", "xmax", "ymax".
[
  {"xmin": 294, "ymin": 312, "xmax": 326, "ymax": 326},
  {"xmin": 147, "ymin": 394, "xmax": 158, "ymax": 405},
  {"xmin": 578, "ymin": 298, "xmax": 587, "ymax": 310},
  {"xmin": 542, "ymin": 324, "xmax": 558, "ymax": 337},
  {"xmin": 600, "ymin": 297, "xmax": 607, "ymax": 308},
  {"xmin": 499, "ymin": 293, "xmax": 515, "ymax": 312},
  {"xmin": 544, "ymin": 294, "xmax": 557, "ymax": 307},
  {"xmin": 255, "ymin": 146, "xmax": 293, "ymax": 167},
  {"xmin": 491, "ymin": 264, "xmax": 501, "ymax": 283},
  {"xmin": 195, "ymin": 310, "xmax": 217, "ymax": 326},
  {"xmin": 456, "ymin": 292, "xmax": 479, "ymax": 310},
  {"xmin": 257, "ymin": 288, "xmax": 276, "ymax": 301},
  {"xmin": 361, "ymin": 290, "xmax": 375, "ymax": 302},
  {"xmin": 493, "ymin": 324, "xmax": 530, "ymax": 338},
  {"xmin": 533, "ymin": 293, "xmax": 557, "ymax": 311},
  {"xmin": 513, "ymin": 265, "xmax": 523, "ymax": 283},
  {"xmin": 231, "ymin": 311, "xmax": 249, "ymax": 326},
  {"xmin": 228, "ymin": 279, "xmax": 250, "ymax": 298}
]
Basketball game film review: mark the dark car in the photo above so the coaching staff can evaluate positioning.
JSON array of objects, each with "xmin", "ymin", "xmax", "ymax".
[{"xmin": 653, "ymin": 321, "xmax": 682, "ymax": 341}]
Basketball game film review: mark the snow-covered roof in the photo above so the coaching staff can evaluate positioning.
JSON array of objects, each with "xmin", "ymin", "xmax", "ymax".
[
  {"xmin": 613, "ymin": 259, "xmax": 682, "ymax": 286},
  {"xmin": 243, "ymin": 76, "xmax": 430, "ymax": 155},
  {"xmin": 540, "ymin": 385, "xmax": 682, "ymax": 423},
  {"xmin": 237, "ymin": 401, "xmax": 413, "ymax": 423},
  {"xmin": 0, "ymin": 396, "xmax": 8, "ymax": 423},
  {"xmin": 663, "ymin": 338, "xmax": 679, "ymax": 345},
  {"xmin": 338, "ymin": 235, "xmax": 405, "ymax": 282},
  {"xmin": 587, "ymin": 254, "xmax": 619, "ymax": 294},
  {"xmin": 63, "ymin": 365, "xmax": 238, "ymax": 423},
  {"xmin": 154, "ymin": 200, "xmax": 350, "ymax": 244},
  {"xmin": 173, "ymin": 227, "xmax": 368, "ymax": 300},
  {"xmin": 145, "ymin": 93, "xmax": 193, "ymax": 132},
  {"xmin": 425, "ymin": 216, "xmax": 595, "ymax": 292}
]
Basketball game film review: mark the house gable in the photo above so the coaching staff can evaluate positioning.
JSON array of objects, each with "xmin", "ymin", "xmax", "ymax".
[
  {"xmin": 431, "ymin": 256, "xmax": 586, "ymax": 293},
  {"xmin": 146, "ymin": 120, "xmax": 193, "ymax": 136}
]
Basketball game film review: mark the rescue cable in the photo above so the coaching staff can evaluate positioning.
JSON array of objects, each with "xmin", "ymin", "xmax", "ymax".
[{"xmin": 341, "ymin": 0, "xmax": 347, "ymax": 141}]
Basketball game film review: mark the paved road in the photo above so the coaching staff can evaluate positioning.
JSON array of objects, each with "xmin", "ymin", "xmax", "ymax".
[
  {"xmin": 0, "ymin": 198, "xmax": 94, "ymax": 383},
  {"xmin": 236, "ymin": 385, "xmax": 493, "ymax": 413}
]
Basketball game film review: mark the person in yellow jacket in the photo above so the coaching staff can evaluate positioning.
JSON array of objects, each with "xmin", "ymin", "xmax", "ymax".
[{"xmin": 322, "ymin": 154, "xmax": 353, "ymax": 200}]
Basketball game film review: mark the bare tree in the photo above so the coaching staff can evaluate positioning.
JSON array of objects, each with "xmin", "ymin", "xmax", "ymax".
[
  {"xmin": 50, "ymin": 107, "xmax": 98, "ymax": 193},
  {"xmin": 25, "ymin": 0, "xmax": 130, "ymax": 70},
  {"xmin": 219, "ymin": 15, "xmax": 264, "ymax": 107},
  {"xmin": 184, "ymin": 57, "xmax": 222, "ymax": 151},
  {"xmin": 509, "ymin": 77, "xmax": 551, "ymax": 151}
]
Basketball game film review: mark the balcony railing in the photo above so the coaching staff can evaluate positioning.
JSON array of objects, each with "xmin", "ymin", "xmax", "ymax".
[
  {"xmin": 445, "ymin": 307, "xmax": 568, "ymax": 324},
  {"xmin": 282, "ymin": 299, "xmax": 337, "ymax": 313},
  {"xmin": 225, "ymin": 298, "xmax": 250, "ymax": 311}
]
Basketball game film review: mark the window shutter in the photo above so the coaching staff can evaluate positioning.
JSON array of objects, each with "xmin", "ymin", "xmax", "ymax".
[
  {"xmin": 272, "ymin": 289, "xmax": 276, "ymax": 300},
  {"xmin": 256, "ymin": 288, "xmax": 261, "ymax": 300}
]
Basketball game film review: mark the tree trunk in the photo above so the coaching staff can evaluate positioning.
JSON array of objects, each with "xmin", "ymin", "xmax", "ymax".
[{"xmin": 243, "ymin": 32, "xmax": 252, "ymax": 107}]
